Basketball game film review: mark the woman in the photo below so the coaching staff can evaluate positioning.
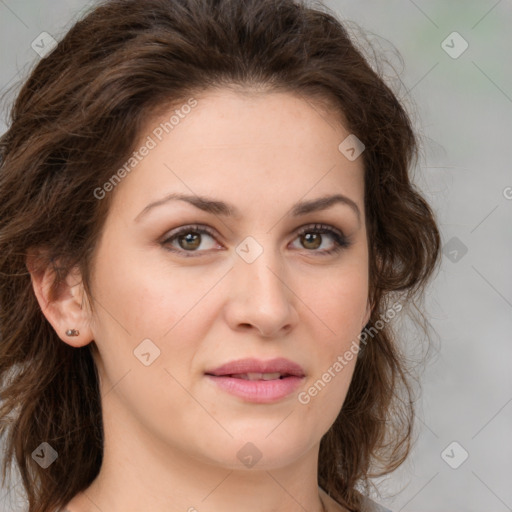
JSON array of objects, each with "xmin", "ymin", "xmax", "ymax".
[{"xmin": 0, "ymin": 0, "xmax": 441, "ymax": 511}]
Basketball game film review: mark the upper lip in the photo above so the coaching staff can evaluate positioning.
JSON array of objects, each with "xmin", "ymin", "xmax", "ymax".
[{"xmin": 205, "ymin": 357, "xmax": 305, "ymax": 377}]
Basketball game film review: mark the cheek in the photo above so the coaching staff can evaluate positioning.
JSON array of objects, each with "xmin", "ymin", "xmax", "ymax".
[
  {"xmin": 90, "ymin": 236, "xmax": 184, "ymax": 339},
  {"xmin": 299, "ymin": 278, "xmax": 366, "ymax": 420},
  {"xmin": 307, "ymin": 263, "xmax": 368, "ymax": 411},
  {"xmin": 300, "ymin": 261, "xmax": 369, "ymax": 344},
  {"xmin": 89, "ymin": 237, "xmax": 223, "ymax": 380}
]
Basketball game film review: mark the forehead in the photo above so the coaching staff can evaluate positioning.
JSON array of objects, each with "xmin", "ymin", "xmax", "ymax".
[{"xmin": 108, "ymin": 88, "xmax": 365, "ymax": 222}]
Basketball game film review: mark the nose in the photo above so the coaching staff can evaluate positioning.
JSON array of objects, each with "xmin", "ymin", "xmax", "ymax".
[{"xmin": 224, "ymin": 239, "xmax": 299, "ymax": 338}]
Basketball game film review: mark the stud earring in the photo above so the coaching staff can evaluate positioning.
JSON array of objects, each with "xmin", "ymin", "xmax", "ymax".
[{"xmin": 65, "ymin": 329, "xmax": 80, "ymax": 337}]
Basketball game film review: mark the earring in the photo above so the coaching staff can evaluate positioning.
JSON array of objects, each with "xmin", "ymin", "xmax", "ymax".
[{"xmin": 65, "ymin": 329, "xmax": 80, "ymax": 337}]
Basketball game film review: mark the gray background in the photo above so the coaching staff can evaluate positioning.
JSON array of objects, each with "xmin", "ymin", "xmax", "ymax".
[{"xmin": 1, "ymin": 1, "xmax": 511, "ymax": 511}]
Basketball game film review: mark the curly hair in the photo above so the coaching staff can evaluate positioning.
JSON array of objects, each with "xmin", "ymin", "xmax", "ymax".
[{"xmin": 0, "ymin": 1, "xmax": 441, "ymax": 511}]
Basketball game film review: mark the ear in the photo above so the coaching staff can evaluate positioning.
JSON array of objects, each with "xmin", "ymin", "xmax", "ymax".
[{"xmin": 26, "ymin": 248, "xmax": 93, "ymax": 347}]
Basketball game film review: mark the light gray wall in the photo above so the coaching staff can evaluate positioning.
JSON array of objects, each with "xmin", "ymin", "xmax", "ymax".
[{"xmin": 1, "ymin": 1, "xmax": 511, "ymax": 511}]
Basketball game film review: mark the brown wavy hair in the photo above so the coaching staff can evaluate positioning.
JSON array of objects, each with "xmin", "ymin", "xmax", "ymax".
[{"xmin": 0, "ymin": 0, "xmax": 441, "ymax": 511}]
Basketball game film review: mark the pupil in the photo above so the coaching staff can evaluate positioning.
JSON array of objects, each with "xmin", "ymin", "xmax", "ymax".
[
  {"xmin": 181, "ymin": 233, "xmax": 200, "ymax": 250},
  {"xmin": 303, "ymin": 233, "xmax": 320, "ymax": 249}
]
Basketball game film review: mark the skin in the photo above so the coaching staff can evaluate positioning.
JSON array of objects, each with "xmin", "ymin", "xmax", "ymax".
[{"xmin": 28, "ymin": 88, "xmax": 371, "ymax": 512}]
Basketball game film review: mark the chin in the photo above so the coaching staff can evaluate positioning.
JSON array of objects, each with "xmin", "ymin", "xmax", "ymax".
[{"xmin": 200, "ymin": 432, "xmax": 314, "ymax": 471}]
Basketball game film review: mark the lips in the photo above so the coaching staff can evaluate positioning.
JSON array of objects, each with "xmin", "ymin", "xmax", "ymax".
[
  {"xmin": 230, "ymin": 372, "xmax": 284, "ymax": 380},
  {"xmin": 205, "ymin": 357, "xmax": 305, "ymax": 379},
  {"xmin": 205, "ymin": 358, "xmax": 306, "ymax": 403}
]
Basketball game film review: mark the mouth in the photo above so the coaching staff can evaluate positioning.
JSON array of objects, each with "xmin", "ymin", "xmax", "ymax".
[
  {"xmin": 205, "ymin": 357, "xmax": 305, "ymax": 378},
  {"xmin": 213, "ymin": 372, "xmax": 295, "ymax": 380},
  {"xmin": 204, "ymin": 358, "xmax": 305, "ymax": 403}
]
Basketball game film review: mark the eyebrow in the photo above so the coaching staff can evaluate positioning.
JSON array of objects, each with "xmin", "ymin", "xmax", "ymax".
[{"xmin": 134, "ymin": 192, "xmax": 361, "ymax": 224}]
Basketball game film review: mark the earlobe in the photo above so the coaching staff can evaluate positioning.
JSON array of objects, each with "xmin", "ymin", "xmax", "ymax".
[{"xmin": 26, "ymin": 249, "xmax": 93, "ymax": 347}]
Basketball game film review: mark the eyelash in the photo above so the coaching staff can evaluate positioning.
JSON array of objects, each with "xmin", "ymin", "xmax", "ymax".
[{"xmin": 160, "ymin": 223, "xmax": 351, "ymax": 258}]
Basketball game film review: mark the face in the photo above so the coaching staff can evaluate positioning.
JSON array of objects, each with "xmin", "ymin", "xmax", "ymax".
[{"xmin": 39, "ymin": 88, "xmax": 370, "ymax": 470}]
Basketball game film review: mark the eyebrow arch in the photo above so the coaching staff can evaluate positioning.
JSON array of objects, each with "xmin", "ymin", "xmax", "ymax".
[{"xmin": 134, "ymin": 192, "xmax": 361, "ymax": 224}]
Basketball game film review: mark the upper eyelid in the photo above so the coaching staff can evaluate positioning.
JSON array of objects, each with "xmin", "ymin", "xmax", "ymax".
[
  {"xmin": 160, "ymin": 223, "xmax": 347, "ymax": 253},
  {"xmin": 295, "ymin": 223, "xmax": 345, "ymax": 237},
  {"xmin": 163, "ymin": 222, "xmax": 345, "ymax": 241}
]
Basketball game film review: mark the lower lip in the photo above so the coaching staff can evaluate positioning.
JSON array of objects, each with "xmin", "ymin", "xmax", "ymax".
[{"xmin": 206, "ymin": 375, "xmax": 304, "ymax": 403}]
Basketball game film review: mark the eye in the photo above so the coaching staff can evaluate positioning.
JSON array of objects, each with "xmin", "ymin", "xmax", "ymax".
[
  {"xmin": 160, "ymin": 223, "xmax": 351, "ymax": 257},
  {"xmin": 161, "ymin": 224, "xmax": 220, "ymax": 256},
  {"xmin": 291, "ymin": 223, "xmax": 351, "ymax": 255}
]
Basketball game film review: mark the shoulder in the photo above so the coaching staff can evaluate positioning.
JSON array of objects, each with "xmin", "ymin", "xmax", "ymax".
[
  {"xmin": 358, "ymin": 494, "xmax": 393, "ymax": 512},
  {"xmin": 320, "ymin": 488, "xmax": 392, "ymax": 512}
]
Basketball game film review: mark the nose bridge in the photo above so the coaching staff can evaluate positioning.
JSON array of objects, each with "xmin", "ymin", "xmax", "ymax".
[
  {"xmin": 236, "ymin": 233, "xmax": 285, "ymax": 298},
  {"xmin": 228, "ymin": 233, "xmax": 296, "ymax": 335}
]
